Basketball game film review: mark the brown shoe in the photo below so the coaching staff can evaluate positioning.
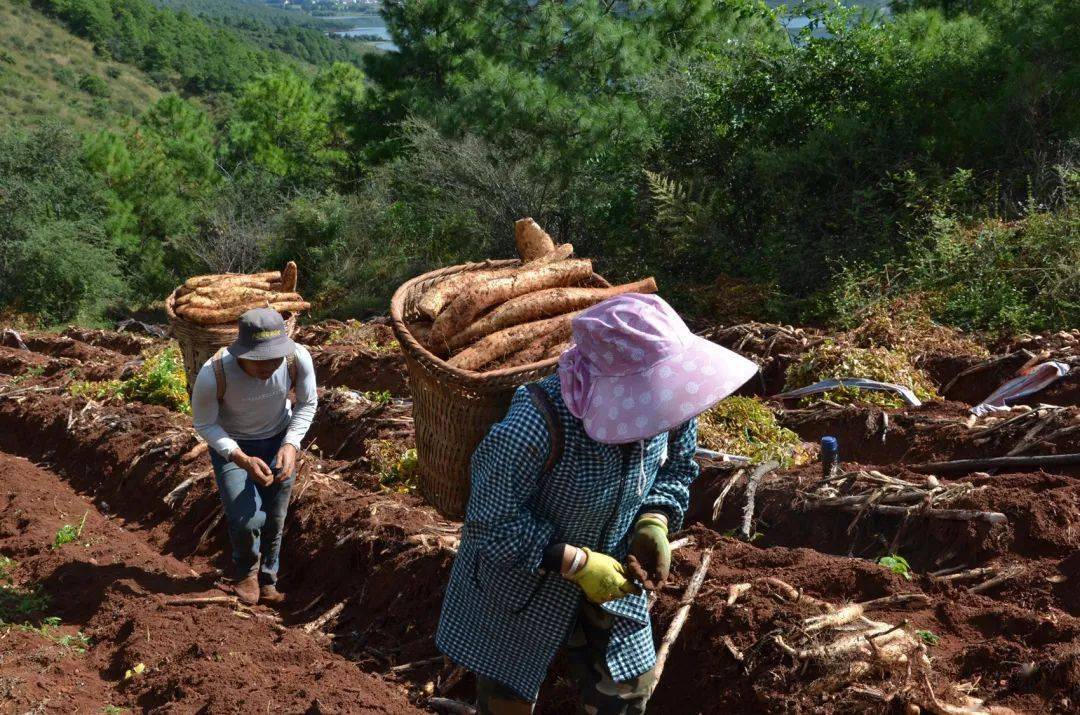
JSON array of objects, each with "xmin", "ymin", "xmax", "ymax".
[
  {"xmin": 234, "ymin": 571, "xmax": 260, "ymax": 605},
  {"xmin": 260, "ymin": 584, "xmax": 285, "ymax": 605}
]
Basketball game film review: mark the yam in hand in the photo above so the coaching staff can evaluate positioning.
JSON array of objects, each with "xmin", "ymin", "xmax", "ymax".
[
  {"xmin": 447, "ymin": 277, "xmax": 656, "ymax": 351},
  {"xmin": 515, "ymin": 218, "xmax": 556, "ymax": 261},
  {"xmin": 448, "ymin": 313, "xmax": 577, "ymax": 372},
  {"xmin": 416, "ymin": 244, "xmax": 574, "ymax": 320},
  {"xmin": 430, "ymin": 259, "xmax": 593, "ymax": 351}
]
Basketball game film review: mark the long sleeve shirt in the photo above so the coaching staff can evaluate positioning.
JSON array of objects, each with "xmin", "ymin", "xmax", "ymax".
[
  {"xmin": 436, "ymin": 374, "xmax": 700, "ymax": 700},
  {"xmin": 190, "ymin": 345, "xmax": 318, "ymax": 458}
]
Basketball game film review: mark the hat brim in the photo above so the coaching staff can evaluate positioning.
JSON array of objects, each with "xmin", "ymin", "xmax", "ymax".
[
  {"xmin": 227, "ymin": 336, "xmax": 297, "ymax": 361},
  {"xmin": 578, "ymin": 336, "xmax": 758, "ymax": 444}
]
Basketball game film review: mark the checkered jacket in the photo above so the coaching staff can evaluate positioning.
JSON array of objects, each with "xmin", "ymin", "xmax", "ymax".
[{"xmin": 436, "ymin": 374, "xmax": 700, "ymax": 700}]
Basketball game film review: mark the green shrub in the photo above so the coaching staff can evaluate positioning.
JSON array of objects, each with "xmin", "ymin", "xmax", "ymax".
[
  {"xmin": 119, "ymin": 346, "xmax": 189, "ymax": 413},
  {"xmin": 77, "ymin": 73, "xmax": 110, "ymax": 97}
]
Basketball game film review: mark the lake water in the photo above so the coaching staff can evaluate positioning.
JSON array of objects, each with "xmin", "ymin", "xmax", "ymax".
[{"xmin": 331, "ymin": 19, "xmax": 396, "ymax": 52}]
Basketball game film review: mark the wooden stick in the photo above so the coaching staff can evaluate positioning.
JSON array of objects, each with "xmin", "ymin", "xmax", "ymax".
[
  {"xmin": 969, "ymin": 566, "xmax": 1025, "ymax": 594},
  {"xmin": 165, "ymin": 596, "xmax": 238, "ymax": 606},
  {"xmin": 933, "ymin": 566, "xmax": 997, "ymax": 583},
  {"xmin": 910, "ymin": 452, "xmax": 1080, "ymax": 474},
  {"xmin": 648, "ymin": 547, "xmax": 714, "ymax": 696},
  {"xmin": 837, "ymin": 502, "xmax": 1008, "ymax": 524},
  {"xmin": 711, "ymin": 468, "xmax": 745, "ymax": 522},
  {"xmin": 303, "ymin": 599, "xmax": 347, "ymax": 634},
  {"xmin": 427, "ymin": 697, "xmax": 477, "ymax": 715},
  {"xmin": 741, "ymin": 461, "xmax": 780, "ymax": 539}
]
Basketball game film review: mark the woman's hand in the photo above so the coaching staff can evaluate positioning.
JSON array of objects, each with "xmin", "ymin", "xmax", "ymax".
[
  {"xmin": 627, "ymin": 513, "xmax": 671, "ymax": 590},
  {"xmin": 566, "ymin": 548, "xmax": 641, "ymax": 603}
]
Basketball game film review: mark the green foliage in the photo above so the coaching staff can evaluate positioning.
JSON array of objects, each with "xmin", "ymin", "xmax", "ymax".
[
  {"xmin": 877, "ymin": 555, "xmax": 914, "ymax": 580},
  {"xmin": 0, "ymin": 557, "xmax": 51, "ymax": 624},
  {"xmin": 119, "ymin": 346, "xmax": 189, "ymax": 413},
  {"xmin": 0, "ymin": 122, "xmax": 125, "ymax": 324},
  {"xmin": 362, "ymin": 390, "xmax": 393, "ymax": 407},
  {"xmin": 367, "ymin": 440, "xmax": 419, "ymax": 493},
  {"xmin": 785, "ymin": 340, "xmax": 939, "ymax": 408},
  {"xmin": 697, "ymin": 396, "xmax": 809, "ymax": 467},
  {"xmin": 52, "ymin": 511, "xmax": 88, "ymax": 549},
  {"xmin": 916, "ymin": 629, "xmax": 941, "ymax": 646},
  {"xmin": 77, "ymin": 73, "xmax": 109, "ymax": 96}
]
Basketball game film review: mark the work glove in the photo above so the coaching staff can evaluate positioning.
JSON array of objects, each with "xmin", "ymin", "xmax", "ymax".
[
  {"xmin": 626, "ymin": 515, "xmax": 671, "ymax": 591},
  {"xmin": 567, "ymin": 548, "xmax": 641, "ymax": 604}
]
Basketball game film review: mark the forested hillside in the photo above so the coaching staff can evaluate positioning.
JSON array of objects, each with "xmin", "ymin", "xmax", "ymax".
[{"xmin": 1, "ymin": 0, "xmax": 1076, "ymax": 334}]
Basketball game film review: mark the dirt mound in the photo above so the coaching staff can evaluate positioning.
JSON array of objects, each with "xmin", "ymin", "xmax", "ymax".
[{"xmin": 302, "ymin": 320, "xmax": 409, "ymax": 395}]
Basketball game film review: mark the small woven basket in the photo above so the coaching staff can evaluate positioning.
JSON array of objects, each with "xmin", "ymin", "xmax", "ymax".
[
  {"xmin": 390, "ymin": 259, "xmax": 609, "ymax": 519},
  {"xmin": 166, "ymin": 290, "xmax": 298, "ymax": 394}
]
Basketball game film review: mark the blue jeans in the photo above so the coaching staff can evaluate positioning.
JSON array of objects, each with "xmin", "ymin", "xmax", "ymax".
[{"xmin": 209, "ymin": 432, "xmax": 295, "ymax": 585}]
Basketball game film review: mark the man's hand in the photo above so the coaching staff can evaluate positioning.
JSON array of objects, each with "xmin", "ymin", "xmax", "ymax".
[
  {"xmin": 231, "ymin": 449, "xmax": 274, "ymax": 487},
  {"xmin": 272, "ymin": 443, "xmax": 298, "ymax": 482},
  {"xmin": 626, "ymin": 513, "xmax": 671, "ymax": 591}
]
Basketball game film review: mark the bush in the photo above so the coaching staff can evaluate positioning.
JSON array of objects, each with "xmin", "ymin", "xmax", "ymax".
[
  {"xmin": 77, "ymin": 73, "xmax": 110, "ymax": 97},
  {"xmin": 119, "ymin": 346, "xmax": 190, "ymax": 413}
]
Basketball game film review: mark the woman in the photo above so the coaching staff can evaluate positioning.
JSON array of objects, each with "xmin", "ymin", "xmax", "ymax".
[{"xmin": 436, "ymin": 293, "xmax": 757, "ymax": 713}]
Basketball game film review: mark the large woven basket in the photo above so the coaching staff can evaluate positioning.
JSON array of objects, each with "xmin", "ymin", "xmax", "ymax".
[
  {"xmin": 165, "ymin": 290, "xmax": 298, "ymax": 394},
  {"xmin": 390, "ymin": 259, "xmax": 609, "ymax": 519}
]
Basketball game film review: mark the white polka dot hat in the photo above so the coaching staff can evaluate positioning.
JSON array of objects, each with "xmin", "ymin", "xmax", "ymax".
[{"xmin": 558, "ymin": 293, "xmax": 758, "ymax": 444}]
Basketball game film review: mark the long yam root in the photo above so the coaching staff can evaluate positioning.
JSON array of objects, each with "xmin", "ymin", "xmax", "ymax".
[
  {"xmin": 177, "ymin": 299, "xmax": 310, "ymax": 325},
  {"xmin": 183, "ymin": 271, "xmax": 280, "ymax": 291},
  {"xmin": 448, "ymin": 313, "xmax": 578, "ymax": 371},
  {"xmin": 515, "ymin": 218, "xmax": 556, "ymax": 261},
  {"xmin": 430, "ymin": 259, "xmax": 592, "ymax": 350},
  {"xmin": 416, "ymin": 244, "xmax": 574, "ymax": 320},
  {"xmin": 446, "ymin": 277, "xmax": 656, "ymax": 351}
]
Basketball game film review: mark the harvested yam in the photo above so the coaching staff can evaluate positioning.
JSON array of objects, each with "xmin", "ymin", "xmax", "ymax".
[
  {"xmin": 490, "ymin": 322, "xmax": 569, "ymax": 369},
  {"xmin": 430, "ymin": 259, "xmax": 593, "ymax": 351},
  {"xmin": 542, "ymin": 340, "xmax": 570, "ymax": 360},
  {"xmin": 446, "ymin": 277, "xmax": 656, "ymax": 351},
  {"xmin": 515, "ymin": 218, "xmax": 556, "ymax": 261},
  {"xmin": 281, "ymin": 261, "xmax": 298, "ymax": 292},
  {"xmin": 183, "ymin": 271, "xmax": 280, "ymax": 291},
  {"xmin": 177, "ymin": 286, "xmax": 274, "ymax": 308},
  {"xmin": 407, "ymin": 320, "xmax": 434, "ymax": 350},
  {"xmin": 416, "ymin": 243, "xmax": 575, "ymax": 320},
  {"xmin": 181, "ymin": 291, "xmax": 302, "ymax": 312},
  {"xmin": 178, "ymin": 299, "xmax": 310, "ymax": 325},
  {"xmin": 448, "ymin": 313, "xmax": 578, "ymax": 371}
]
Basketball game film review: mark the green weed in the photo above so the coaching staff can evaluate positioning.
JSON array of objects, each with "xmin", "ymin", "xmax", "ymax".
[
  {"xmin": 916, "ymin": 629, "xmax": 940, "ymax": 646},
  {"xmin": 0, "ymin": 556, "xmax": 50, "ymax": 623},
  {"xmin": 52, "ymin": 511, "xmax": 87, "ymax": 549},
  {"xmin": 877, "ymin": 555, "xmax": 913, "ymax": 581},
  {"xmin": 368, "ymin": 441, "xmax": 419, "ymax": 493},
  {"xmin": 69, "ymin": 346, "xmax": 189, "ymax": 413},
  {"xmin": 362, "ymin": 390, "xmax": 393, "ymax": 407},
  {"xmin": 698, "ymin": 396, "xmax": 809, "ymax": 467},
  {"xmin": 785, "ymin": 341, "xmax": 939, "ymax": 409}
]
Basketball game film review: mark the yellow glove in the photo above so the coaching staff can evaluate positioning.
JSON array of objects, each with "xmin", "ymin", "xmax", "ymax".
[{"xmin": 567, "ymin": 548, "xmax": 642, "ymax": 603}]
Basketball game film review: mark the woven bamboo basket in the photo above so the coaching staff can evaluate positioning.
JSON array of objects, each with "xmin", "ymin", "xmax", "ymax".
[
  {"xmin": 390, "ymin": 259, "xmax": 609, "ymax": 519},
  {"xmin": 166, "ymin": 290, "xmax": 298, "ymax": 394}
]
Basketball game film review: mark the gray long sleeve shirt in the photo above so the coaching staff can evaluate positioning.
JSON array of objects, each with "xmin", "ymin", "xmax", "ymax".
[{"xmin": 191, "ymin": 345, "xmax": 318, "ymax": 458}]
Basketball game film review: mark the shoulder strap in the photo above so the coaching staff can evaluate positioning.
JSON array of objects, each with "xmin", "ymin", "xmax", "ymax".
[
  {"xmin": 212, "ymin": 347, "xmax": 228, "ymax": 404},
  {"xmin": 525, "ymin": 383, "xmax": 563, "ymax": 475},
  {"xmin": 286, "ymin": 351, "xmax": 298, "ymax": 389}
]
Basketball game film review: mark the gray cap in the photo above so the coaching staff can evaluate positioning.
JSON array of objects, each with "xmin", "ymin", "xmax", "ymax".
[{"xmin": 228, "ymin": 308, "xmax": 296, "ymax": 360}]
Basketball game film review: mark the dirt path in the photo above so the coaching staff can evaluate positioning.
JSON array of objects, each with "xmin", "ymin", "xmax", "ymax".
[{"xmin": 0, "ymin": 451, "xmax": 420, "ymax": 714}]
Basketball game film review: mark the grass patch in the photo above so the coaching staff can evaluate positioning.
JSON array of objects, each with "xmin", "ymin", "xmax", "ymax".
[
  {"xmin": 327, "ymin": 321, "xmax": 400, "ymax": 356},
  {"xmin": 0, "ymin": 556, "xmax": 50, "ymax": 623},
  {"xmin": 69, "ymin": 345, "xmax": 189, "ymax": 413},
  {"xmin": 784, "ymin": 340, "xmax": 939, "ymax": 409},
  {"xmin": 52, "ymin": 511, "xmax": 87, "ymax": 549},
  {"xmin": 697, "ymin": 396, "xmax": 809, "ymax": 467},
  {"xmin": 366, "ymin": 439, "xmax": 420, "ymax": 493},
  {"xmin": 916, "ymin": 629, "xmax": 940, "ymax": 646}
]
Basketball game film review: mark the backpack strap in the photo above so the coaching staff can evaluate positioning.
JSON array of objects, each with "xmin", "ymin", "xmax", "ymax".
[
  {"xmin": 212, "ymin": 347, "xmax": 229, "ymax": 404},
  {"xmin": 213, "ymin": 348, "xmax": 298, "ymax": 404},
  {"xmin": 525, "ymin": 383, "xmax": 563, "ymax": 475}
]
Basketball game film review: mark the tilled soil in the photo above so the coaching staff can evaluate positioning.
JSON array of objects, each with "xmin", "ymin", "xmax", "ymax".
[
  {"xmin": 2, "ymin": 322, "xmax": 1078, "ymax": 713},
  {"xmin": 0, "ymin": 451, "xmax": 420, "ymax": 714}
]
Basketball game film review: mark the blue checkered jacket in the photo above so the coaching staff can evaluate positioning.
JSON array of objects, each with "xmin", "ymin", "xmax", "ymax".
[{"xmin": 436, "ymin": 374, "xmax": 700, "ymax": 700}]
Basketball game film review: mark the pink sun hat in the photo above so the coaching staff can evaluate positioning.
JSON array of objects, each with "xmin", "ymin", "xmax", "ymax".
[{"xmin": 558, "ymin": 293, "xmax": 758, "ymax": 444}]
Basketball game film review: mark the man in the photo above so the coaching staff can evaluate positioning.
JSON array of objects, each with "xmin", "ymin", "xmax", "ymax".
[
  {"xmin": 436, "ymin": 294, "xmax": 757, "ymax": 713},
  {"xmin": 191, "ymin": 308, "xmax": 317, "ymax": 606}
]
